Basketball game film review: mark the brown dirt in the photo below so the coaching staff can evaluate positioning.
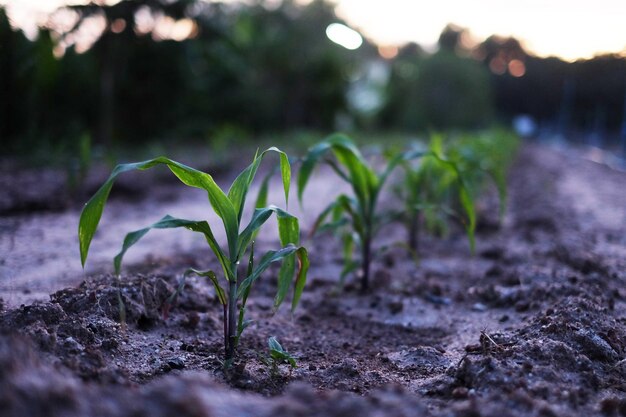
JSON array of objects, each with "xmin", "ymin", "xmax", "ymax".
[{"xmin": 2, "ymin": 144, "xmax": 626, "ymax": 417}]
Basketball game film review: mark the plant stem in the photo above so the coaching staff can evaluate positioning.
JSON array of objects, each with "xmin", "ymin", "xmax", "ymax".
[
  {"xmin": 223, "ymin": 304, "xmax": 228, "ymax": 359},
  {"xmin": 408, "ymin": 211, "xmax": 419, "ymax": 252},
  {"xmin": 361, "ymin": 232, "xmax": 371, "ymax": 292},
  {"xmin": 226, "ymin": 265, "xmax": 238, "ymax": 362}
]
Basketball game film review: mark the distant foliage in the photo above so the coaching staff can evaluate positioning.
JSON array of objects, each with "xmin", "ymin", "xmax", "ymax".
[
  {"xmin": 411, "ymin": 51, "xmax": 494, "ymax": 129},
  {"xmin": 2, "ymin": 2, "xmax": 625, "ymax": 154},
  {"xmin": 0, "ymin": 1, "xmax": 360, "ymax": 151},
  {"xmin": 0, "ymin": 11, "xmax": 97, "ymax": 153},
  {"xmin": 380, "ymin": 32, "xmax": 493, "ymax": 131}
]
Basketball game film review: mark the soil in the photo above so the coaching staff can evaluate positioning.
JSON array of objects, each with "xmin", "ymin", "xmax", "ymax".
[{"xmin": 2, "ymin": 143, "xmax": 626, "ymax": 417}]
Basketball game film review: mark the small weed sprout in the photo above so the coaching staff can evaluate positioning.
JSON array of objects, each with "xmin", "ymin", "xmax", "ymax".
[
  {"xmin": 261, "ymin": 336, "xmax": 297, "ymax": 375},
  {"xmin": 78, "ymin": 148, "xmax": 309, "ymax": 364}
]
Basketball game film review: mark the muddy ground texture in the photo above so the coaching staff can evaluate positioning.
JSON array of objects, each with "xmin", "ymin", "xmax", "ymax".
[{"xmin": 2, "ymin": 144, "xmax": 626, "ymax": 417}]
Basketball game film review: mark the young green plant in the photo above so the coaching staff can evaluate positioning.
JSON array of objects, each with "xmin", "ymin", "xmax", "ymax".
[
  {"xmin": 399, "ymin": 135, "xmax": 477, "ymax": 253},
  {"xmin": 446, "ymin": 129, "xmax": 519, "ymax": 221},
  {"xmin": 261, "ymin": 336, "xmax": 297, "ymax": 375},
  {"xmin": 298, "ymin": 134, "xmax": 411, "ymax": 292},
  {"xmin": 399, "ymin": 129, "xmax": 519, "ymax": 253},
  {"xmin": 78, "ymin": 148, "xmax": 309, "ymax": 363}
]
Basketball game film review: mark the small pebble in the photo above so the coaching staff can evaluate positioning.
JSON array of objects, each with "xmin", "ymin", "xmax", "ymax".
[
  {"xmin": 471, "ymin": 303, "xmax": 488, "ymax": 312},
  {"xmin": 167, "ymin": 357, "xmax": 186, "ymax": 370},
  {"xmin": 63, "ymin": 336, "xmax": 84, "ymax": 353}
]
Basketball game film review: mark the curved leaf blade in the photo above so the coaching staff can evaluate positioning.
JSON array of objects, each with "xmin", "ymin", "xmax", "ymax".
[
  {"xmin": 273, "ymin": 209, "xmax": 301, "ymax": 308},
  {"xmin": 183, "ymin": 268, "xmax": 227, "ymax": 305},
  {"xmin": 297, "ymin": 134, "xmax": 378, "ymax": 221},
  {"xmin": 236, "ymin": 205, "xmax": 298, "ymax": 260},
  {"xmin": 237, "ymin": 244, "xmax": 301, "ymax": 299},
  {"xmin": 78, "ymin": 157, "xmax": 236, "ymax": 267},
  {"xmin": 228, "ymin": 147, "xmax": 291, "ymax": 224},
  {"xmin": 298, "ymin": 140, "xmax": 334, "ymax": 204},
  {"xmin": 291, "ymin": 247, "xmax": 309, "ymax": 311},
  {"xmin": 425, "ymin": 154, "xmax": 477, "ymax": 253},
  {"xmin": 112, "ymin": 215, "xmax": 228, "ymax": 278}
]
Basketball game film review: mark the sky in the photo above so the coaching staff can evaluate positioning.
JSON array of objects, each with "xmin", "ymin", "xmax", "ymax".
[
  {"xmin": 333, "ymin": 0, "xmax": 626, "ymax": 61},
  {"xmin": 2, "ymin": 0, "xmax": 625, "ymax": 61}
]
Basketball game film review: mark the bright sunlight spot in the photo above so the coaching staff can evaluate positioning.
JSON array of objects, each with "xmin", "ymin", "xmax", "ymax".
[{"xmin": 325, "ymin": 23, "xmax": 363, "ymax": 50}]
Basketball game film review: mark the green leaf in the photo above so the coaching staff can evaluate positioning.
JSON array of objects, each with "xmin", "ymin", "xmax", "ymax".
[
  {"xmin": 228, "ymin": 150, "xmax": 262, "ymax": 224},
  {"xmin": 254, "ymin": 170, "xmax": 272, "ymax": 210},
  {"xmin": 423, "ymin": 153, "xmax": 476, "ymax": 253},
  {"xmin": 311, "ymin": 195, "xmax": 361, "ymax": 239},
  {"xmin": 342, "ymin": 231, "xmax": 355, "ymax": 264},
  {"xmin": 332, "ymin": 143, "xmax": 376, "ymax": 209},
  {"xmin": 268, "ymin": 335, "xmax": 283, "ymax": 352},
  {"xmin": 237, "ymin": 244, "xmax": 302, "ymax": 299},
  {"xmin": 182, "ymin": 268, "xmax": 227, "ymax": 305},
  {"xmin": 274, "ymin": 210, "xmax": 301, "ymax": 309},
  {"xmin": 298, "ymin": 140, "xmax": 336, "ymax": 204},
  {"xmin": 325, "ymin": 157, "xmax": 350, "ymax": 183},
  {"xmin": 486, "ymin": 169, "xmax": 507, "ymax": 221},
  {"xmin": 277, "ymin": 209, "xmax": 300, "ymax": 247},
  {"xmin": 78, "ymin": 157, "xmax": 237, "ymax": 267},
  {"xmin": 278, "ymin": 149, "xmax": 291, "ymax": 210},
  {"xmin": 334, "ymin": 194, "xmax": 363, "ymax": 235},
  {"xmin": 309, "ymin": 197, "xmax": 344, "ymax": 236},
  {"xmin": 338, "ymin": 232, "xmax": 359, "ymax": 284},
  {"xmin": 246, "ymin": 241, "xmax": 255, "ymax": 288},
  {"xmin": 112, "ymin": 215, "xmax": 228, "ymax": 277},
  {"xmin": 377, "ymin": 151, "xmax": 403, "ymax": 191},
  {"xmin": 457, "ymin": 181, "xmax": 476, "ymax": 252},
  {"xmin": 339, "ymin": 260, "xmax": 360, "ymax": 286},
  {"xmin": 275, "ymin": 255, "xmax": 295, "ymax": 309},
  {"xmin": 291, "ymin": 247, "xmax": 309, "ymax": 311},
  {"xmin": 227, "ymin": 147, "xmax": 290, "ymax": 224},
  {"xmin": 268, "ymin": 336, "xmax": 297, "ymax": 368},
  {"xmin": 237, "ymin": 205, "xmax": 298, "ymax": 260},
  {"xmin": 240, "ymin": 319, "xmax": 254, "ymax": 331},
  {"xmin": 298, "ymin": 134, "xmax": 371, "ymax": 198}
]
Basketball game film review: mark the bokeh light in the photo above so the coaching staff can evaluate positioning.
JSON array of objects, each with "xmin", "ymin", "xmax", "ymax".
[{"xmin": 325, "ymin": 23, "xmax": 363, "ymax": 50}]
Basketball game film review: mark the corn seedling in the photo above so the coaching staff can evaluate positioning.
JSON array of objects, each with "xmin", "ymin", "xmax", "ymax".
[
  {"xmin": 399, "ymin": 130, "xmax": 518, "ymax": 252},
  {"xmin": 398, "ymin": 135, "xmax": 477, "ymax": 253},
  {"xmin": 446, "ymin": 129, "xmax": 519, "ymax": 221},
  {"xmin": 78, "ymin": 148, "xmax": 309, "ymax": 363},
  {"xmin": 298, "ymin": 134, "xmax": 412, "ymax": 292}
]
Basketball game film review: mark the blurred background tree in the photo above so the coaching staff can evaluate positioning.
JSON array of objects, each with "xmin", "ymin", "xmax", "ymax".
[
  {"xmin": 1, "ymin": 0, "xmax": 625, "ymax": 157},
  {"xmin": 380, "ymin": 25, "xmax": 493, "ymax": 131},
  {"xmin": 1, "ymin": 0, "xmax": 362, "ymax": 153}
]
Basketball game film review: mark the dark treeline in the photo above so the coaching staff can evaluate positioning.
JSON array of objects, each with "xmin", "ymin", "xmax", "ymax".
[
  {"xmin": 476, "ymin": 32, "xmax": 626, "ymax": 137},
  {"xmin": 381, "ymin": 25, "xmax": 626, "ymax": 138},
  {"xmin": 1, "ymin": 1, "xmax": 625, "ymax": 155},
  {"xmin": 1, "ymin": 0, "xmax": 370, "ymax": 153}
]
